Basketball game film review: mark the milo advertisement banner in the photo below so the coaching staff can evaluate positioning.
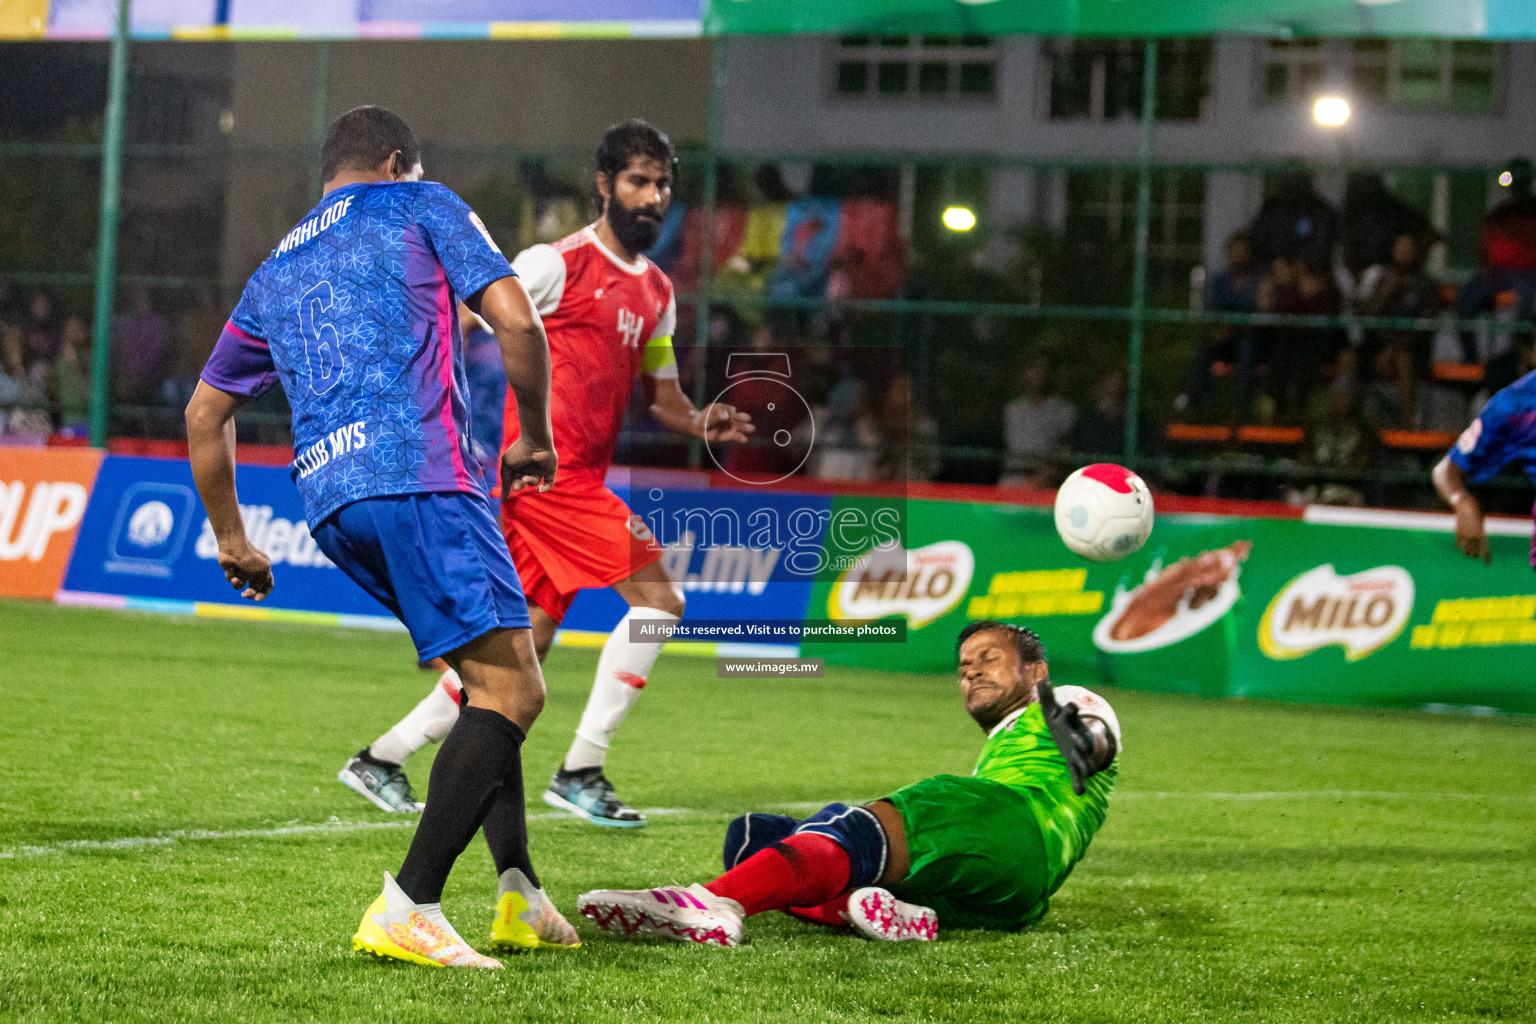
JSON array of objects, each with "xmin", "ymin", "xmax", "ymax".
[{"xmin": 804, "ymin": 498, "xmax": 1536, "ymax": 715}]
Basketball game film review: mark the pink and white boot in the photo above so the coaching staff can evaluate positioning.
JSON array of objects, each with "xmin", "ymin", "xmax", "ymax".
[
  {"xmin": 845, "ymin": 886, "xmax": 938, "ymax": 942},
  {"xmin": 576, "ymin": 884, "xmax": 744, "ymax": 947}
]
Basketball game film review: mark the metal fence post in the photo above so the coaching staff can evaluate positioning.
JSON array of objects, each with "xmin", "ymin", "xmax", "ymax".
[
  {"xmin": 308, "ymin": 42, "xmax": 332, "ymax": 201},
  {"xmin": 88, "ymin": 0, "xmax": 133, "ymax": 448},
  {"xmin": 689, "ymin": 36, "xmax": 726, "ymax": 468},
  {"xmin": 1125, "ymin": 37, "xmax": 1158, "ymax": 465}
]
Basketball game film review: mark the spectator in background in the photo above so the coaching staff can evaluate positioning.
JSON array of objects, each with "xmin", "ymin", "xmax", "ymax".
[
  {"xmin": 1457, "ymin": 157, "xmax": 1536, "ymax": 361},
  {"xmin": 810, "ymin": 364, "xmax": 880, "ymax": 481},
  {"xmin": 1249, "ymin": 172, "xmax": 1339, "ymax": 274},
  {"xmin": 874, "ymin": 374, "xmax": 940, "ymax": 483},
  {"xmin": 52, "ymin": 314, "xmax": 92, "ymax": 434},
  {"xmin": 1000, "ymin": 354, "xmax": 1075, "ymax": 487},
  {"xmin": 1356, "ymin": 232, "xmax": 1445, "ymax": 427},
  {"xmin": 1179, "ymin": 230, "xmax": 1260, "ymax": 420},
  {"xmin": 176, "ymin": 288, "xmax": 225, "ymax": 381},
  {"xmin": 1291, "ymin": 366, "xmax": 1372, "ymax": 507},
  {"xmin": 0, "ymin": 323, "xmax": 45, "ymax": 434},
  {"xmin": 1069, "ymin": 368, "xmax": 1154, "ymax": 460},
  {"xmin": 20, "ymin": 288, "xmax": 63, "ymax": 376},
  {"xmin": 110, "ymin": 287, "xmax": 171, "ymax": 406},
  {"xmin": 1341, "ymin": 173, "xmax": 1436, "ymax": 284},
  {"xmin": 1256, "ymin": 256, "xmax": 1344, "ymax": 424}
]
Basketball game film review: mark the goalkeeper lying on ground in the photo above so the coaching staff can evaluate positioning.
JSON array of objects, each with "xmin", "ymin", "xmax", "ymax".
[{"xmin": 576, "ymin": 620, "xmax": 1121, "ymax": 944}]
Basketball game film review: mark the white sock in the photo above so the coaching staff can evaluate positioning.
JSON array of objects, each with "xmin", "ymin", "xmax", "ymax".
[
  {"xmin": 563, "ymin": 607, "xmax": 678, "ymax": 772},
  {"xmin": 369, "ymin": 670, "xmax": 462, "ymax": 766}
]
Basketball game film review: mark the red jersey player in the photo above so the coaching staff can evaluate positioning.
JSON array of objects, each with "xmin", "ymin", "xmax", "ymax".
[{"xmin": 339, "ymin": 120, "xmax": 752, "ymax": 826}]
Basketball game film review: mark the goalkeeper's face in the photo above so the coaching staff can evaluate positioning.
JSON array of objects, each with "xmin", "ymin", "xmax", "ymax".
[{"xmin": 957, "ymin": 629, "xmax": 1044, "ymax": 731}]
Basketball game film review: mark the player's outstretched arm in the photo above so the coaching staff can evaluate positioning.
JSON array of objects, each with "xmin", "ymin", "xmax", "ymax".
[
  {"xmin": 649, "ymin": 377, "xmax": 754, "ymax": 444},
  {"xmin": 1036, "ymin": 679, "xmax": 1116, "ymax": 796},
  {"xmin": 185, "ymin": 381, "xmax": 273, "ymax": 600},
  {"xmin": 474, "ymin": 276, "xmax": 557, "ymax": 494},
  {"xmin": 1432, "ymin": 456, "xmax": 1490, "ymax": 564}
]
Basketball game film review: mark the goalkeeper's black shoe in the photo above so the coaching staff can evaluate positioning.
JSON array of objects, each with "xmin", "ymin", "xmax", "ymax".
[{"xmin": 543, "ymin": 767, "xmax": 646, "ymax": 828}]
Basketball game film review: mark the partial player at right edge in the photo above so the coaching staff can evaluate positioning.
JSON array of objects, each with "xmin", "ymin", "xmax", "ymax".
[
  {"xmin": 576, "ymin": 620, "xmax": 1119, "ymax": 945},
  {"xmin": 1433, "ymin": 369, "xmax": 1536, "ymax": 571}
]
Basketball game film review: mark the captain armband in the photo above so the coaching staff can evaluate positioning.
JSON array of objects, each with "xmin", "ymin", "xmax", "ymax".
[{"xmin": 642, "ymin": 335, "xmax": 678, "ymax": 379}]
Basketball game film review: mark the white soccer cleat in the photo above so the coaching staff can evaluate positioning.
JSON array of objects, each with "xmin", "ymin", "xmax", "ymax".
[
  {"xmin": 845, "ymin": 887, "xmax": 938, "ymax": 942},
  {"xmin": 352, "ymin": 872, "xmax": 503, "ymax": 968},
  {"xmin": 576, "ymin": 884, "xmax": 744, "ymax": 947}
]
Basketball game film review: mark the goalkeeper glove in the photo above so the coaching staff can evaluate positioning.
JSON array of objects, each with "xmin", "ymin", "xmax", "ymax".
[{"xmin": 1037, "ymin": 678, "xmax": 1116, "ymax": 796}]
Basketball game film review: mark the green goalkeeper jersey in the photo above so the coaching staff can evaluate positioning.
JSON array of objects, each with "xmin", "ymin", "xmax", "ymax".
[{"xmin": 972, "ymin": 686, "xmax": 1119, "ymax": 895}]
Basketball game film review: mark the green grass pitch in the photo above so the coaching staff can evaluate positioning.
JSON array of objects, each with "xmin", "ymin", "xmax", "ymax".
[{"xmin": 0, "ymin": 598, "xmax": 1532, "ymax": 1022}]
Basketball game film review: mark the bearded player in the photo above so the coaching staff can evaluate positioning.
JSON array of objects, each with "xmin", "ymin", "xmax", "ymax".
[
  {"xmin": 339, "ymin": 119, "xmax": 753, "ymax": 825},
  {"xmin": 1433, "ymin": 369, "xmax": 1536, "ymax": 570},
  {"xmin": 576, "ymin": 621, "xmax": 1120, "ymax": 945}
]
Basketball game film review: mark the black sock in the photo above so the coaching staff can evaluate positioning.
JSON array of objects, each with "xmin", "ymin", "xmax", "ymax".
[
  {"xmin": 481, "ymin": 761, "xmax": 540, "ymax": 890},
  {"xmin": 395, "ymin": 705, "xmax": 527, "ymax": 904}
]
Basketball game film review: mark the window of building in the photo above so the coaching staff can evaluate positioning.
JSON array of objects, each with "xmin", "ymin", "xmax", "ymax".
[
  {"xmin": 1260, "ymin": 38, "xmax": 1324, "ymax": 102},
  {"xmin": 1350, "ymin": 39, "xmax": 1500, "ymax": 112},
  {"xmin": 1044, "ymin": 38, "xmax": 1211, "ymax": 121},
  {"xmin": 1064, "ymin": 169, "xmax": 1206, "ymax": 302},
  {"xmin": 832, "ymin": 35, "xmax": 998, "ymax": 100}
]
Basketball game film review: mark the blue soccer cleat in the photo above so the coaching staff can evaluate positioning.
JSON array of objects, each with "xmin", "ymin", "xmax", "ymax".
[{"xmin": 542, "ymin": 767, "xmax": 645, "ymax": 828}]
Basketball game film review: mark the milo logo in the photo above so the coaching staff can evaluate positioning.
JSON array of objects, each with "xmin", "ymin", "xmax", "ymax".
[
  {"xmin": 1258, "ymin": 564, "xmax": 1414, "ymax": 662},
  {"xmin": 828, "ymin": 540, "xmax": 974, "ymax": 628}
]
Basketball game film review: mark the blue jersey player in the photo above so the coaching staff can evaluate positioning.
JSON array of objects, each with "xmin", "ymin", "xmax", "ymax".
[
  {"xmin": 185, "ymin": 106, "xmax": 578, "ymax": 968},
  {"xmin": 1433, "ymin": 369, "xmax": 1536, "ymax": 569}
]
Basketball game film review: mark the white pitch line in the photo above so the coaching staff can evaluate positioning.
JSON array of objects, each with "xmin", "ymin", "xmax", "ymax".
[
  {"xmin": 9, "ymin": 792, "xmax": 1526, "ymax": 862},
  {"xmin": 0, "ymin": 819, "xmax": 416, "ymax": 860},
  {"xmin": 0, "ymin": 809, "xmax": 702, "ymax": 861}
]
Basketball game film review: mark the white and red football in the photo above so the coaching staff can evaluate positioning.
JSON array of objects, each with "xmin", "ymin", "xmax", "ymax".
[{"xmin": 1053, "ymin": 463, "xmax": 1155, "ymax": 562}]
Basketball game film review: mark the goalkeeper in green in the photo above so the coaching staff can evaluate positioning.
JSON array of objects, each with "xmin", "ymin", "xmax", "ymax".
[{"xmin": 576, "ymin": 620, "xmax": 1121, "ymax": 944}]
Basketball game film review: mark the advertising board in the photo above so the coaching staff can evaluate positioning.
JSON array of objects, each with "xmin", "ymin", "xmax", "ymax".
[{"xmin": 0, "ymin": 446, "xmax": 103, "ymax": 600}]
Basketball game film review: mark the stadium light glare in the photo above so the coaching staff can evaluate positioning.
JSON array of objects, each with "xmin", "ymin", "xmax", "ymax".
[
  {"xmin": 1500, "ymin": 171, "xmax": 1514, "ymax": 187},
  {"xmin": 1313, "ymin": 96, "xmax": 1351, "ymax": 128},
  {"xmin": 942, "ymin": 206, "xmax": 977, "ymax": 232}
]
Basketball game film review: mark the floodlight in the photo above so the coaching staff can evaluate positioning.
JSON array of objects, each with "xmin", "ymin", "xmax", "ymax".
[
  {"xmin": 942, "ymin": 206, "xmax": 977, "ymax": 232},
  {"xmin": 1313, "ymin": 96, "xmax": 1351, "ymax": 128}
]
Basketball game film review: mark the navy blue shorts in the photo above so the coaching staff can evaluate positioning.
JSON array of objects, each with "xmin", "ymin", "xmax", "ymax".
[{"xmin": 313, "ymin": 491, "xmax": 531, "ymax": 660}]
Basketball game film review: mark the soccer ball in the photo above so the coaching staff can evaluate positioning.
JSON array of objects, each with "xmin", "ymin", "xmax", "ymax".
[{"xmin": 1054, "ymin": 464, "xmax": 1154, "ymax": 562}]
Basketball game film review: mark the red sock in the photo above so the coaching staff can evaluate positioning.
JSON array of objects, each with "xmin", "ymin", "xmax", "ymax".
[
  {"xmin": 787, "ymin": 895, "xmax": 850, "ymax": 927},
  {"xmin": 705, "ymin": 833, "xmax": 850, "ymax": 917}
]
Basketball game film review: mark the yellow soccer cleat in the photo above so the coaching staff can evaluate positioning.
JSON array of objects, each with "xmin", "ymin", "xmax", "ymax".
[
  {"xmin": 353, "ymin": 872, "xmax": 504, "ymax": 969},
  {"xmin": 490, "ymin": 868, "xmax": 581, "ymax": 952}
]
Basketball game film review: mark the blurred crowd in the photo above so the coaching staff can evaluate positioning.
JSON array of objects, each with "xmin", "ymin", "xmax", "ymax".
[
  {"xmin": 7, "ymin": 157, "xmax": 1533, "ymax": 509},
  {"xmin": 0, "ymin": 281, "xmax": 228, "ymax": 443},
  {"xmin": 1177, "ymin": 159, "xmax": 1536, "ymax": 443}
]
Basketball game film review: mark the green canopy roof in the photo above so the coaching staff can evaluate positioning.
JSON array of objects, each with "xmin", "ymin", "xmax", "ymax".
[{"xmin": 705, "ymin": 0, "xmax": 1534, "ymax": 39}]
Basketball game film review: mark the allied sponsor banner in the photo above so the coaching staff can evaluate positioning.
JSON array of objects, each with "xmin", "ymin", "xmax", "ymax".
[
  {"xmin": 60, "ymin": 455, "xmax": 397, "ymax": 623},
  {"xmin": 805, "ymin": 498, "xmax": 1536, "ymax": 714},
  {"xmin": 0, "ymin": 446, "xmax": 103, "ymax": 599}
]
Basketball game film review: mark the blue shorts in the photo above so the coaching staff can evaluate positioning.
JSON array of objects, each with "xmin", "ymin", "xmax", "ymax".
[{"xmin": 313, "ymin": 491, "xmax": 531, "ymax": 660}]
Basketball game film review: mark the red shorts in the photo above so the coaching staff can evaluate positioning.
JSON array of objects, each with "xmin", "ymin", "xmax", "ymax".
[{"xmin": 500, "ymin": 470, "xmax": 663, "ymax": 621}]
